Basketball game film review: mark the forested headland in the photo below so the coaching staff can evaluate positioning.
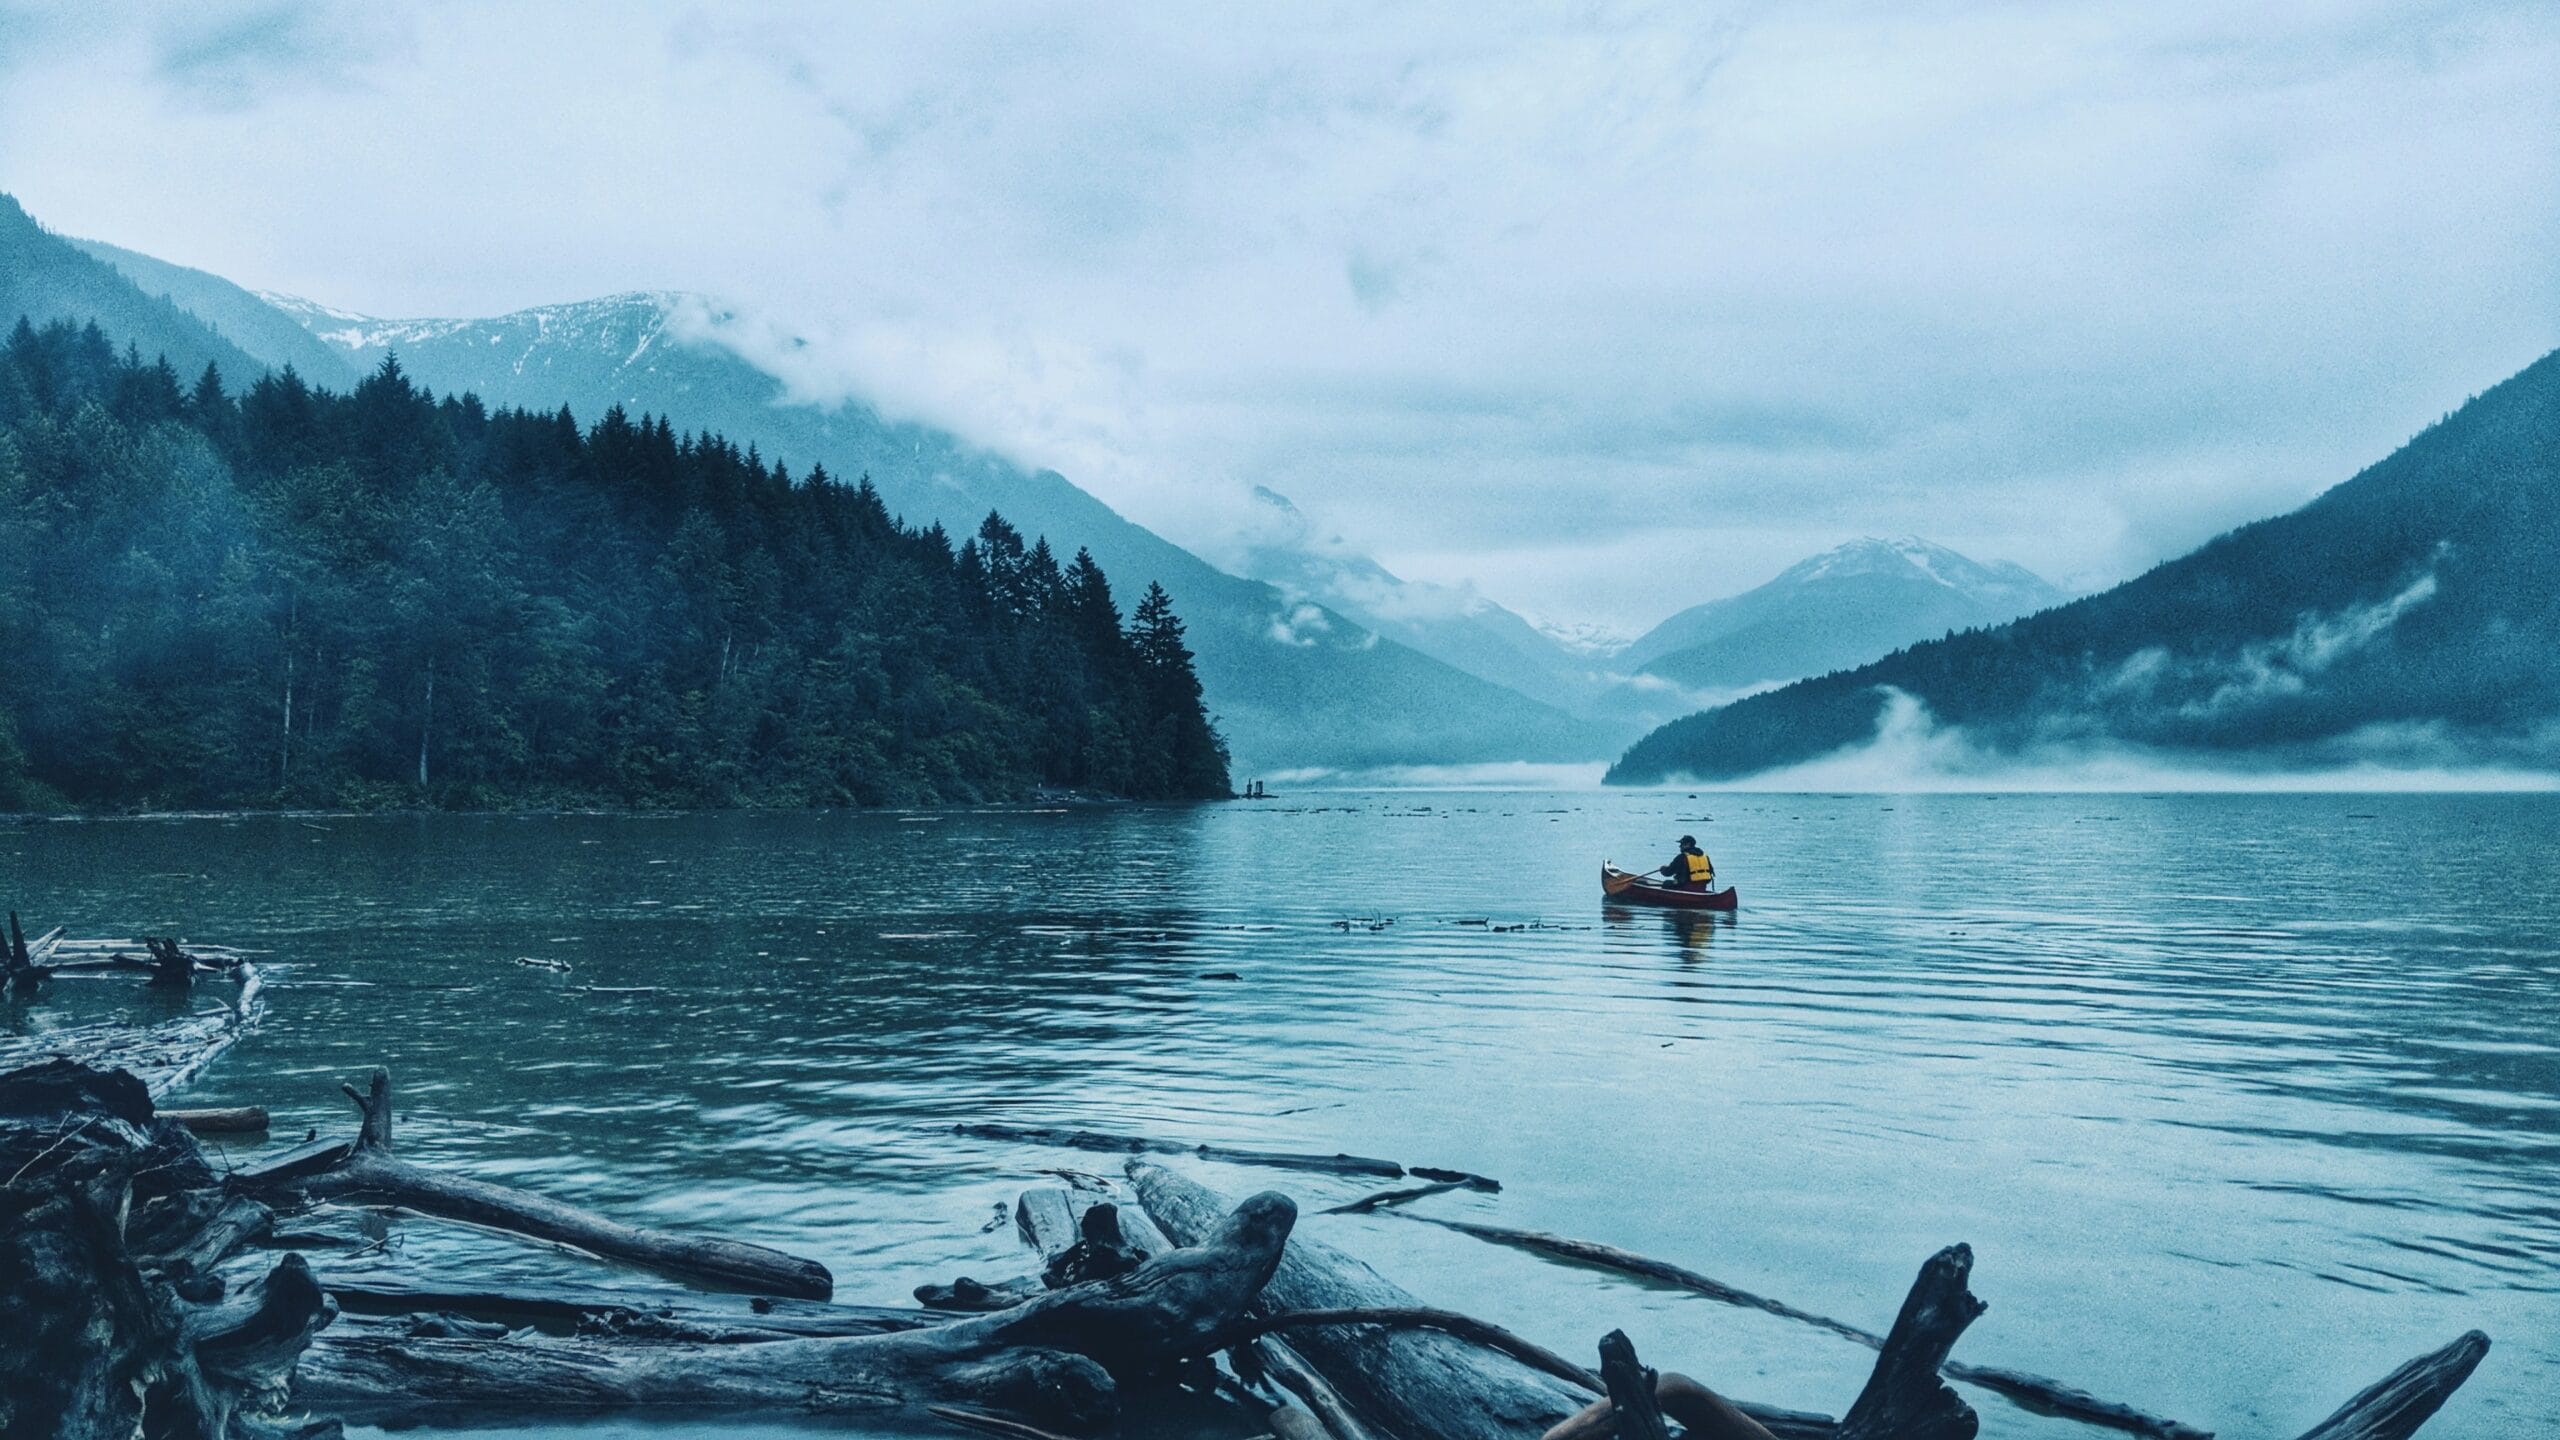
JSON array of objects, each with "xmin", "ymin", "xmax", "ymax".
[
  {"xmin": 0, "ymin": 317, "xmax": 1230, "ymax": 810},
  {"xmin": 1608, "ymin": 344, "xmax": 2560, "ymax": 784}
]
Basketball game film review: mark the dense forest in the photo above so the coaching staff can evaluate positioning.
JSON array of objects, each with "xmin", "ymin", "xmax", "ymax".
[
  {"xmin": 1610, "ymin": 345, "xmax": 2560, "ymax": 783},
  {"xmin": 0, "ymin": 316, "xmax": 1230, "ymax": 810}
]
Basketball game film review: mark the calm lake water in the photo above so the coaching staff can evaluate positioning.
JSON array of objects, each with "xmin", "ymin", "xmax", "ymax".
[{"xmin": 5, "ymin": 793, "xmax": 2556, "ymax": 1439}]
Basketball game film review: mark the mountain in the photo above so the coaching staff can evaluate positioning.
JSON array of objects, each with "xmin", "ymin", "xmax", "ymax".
[
  {"xmin": 1616, "ymin": 537, "xmax": 2066, "ymax": 694},
  {"xmin": 65, "ymin": 263, "xmax": 1605, "ymax": 776},
  {"xmin": 67, "ymin": 237, "xmax": 360, "ymax": 387},
  {"xmin": 0, "ymin": 195, "xmax": 267, "ymax": 384},
  {"xmin": 1607, "ymin": 348, "xmax": 2560, "ymax": 784},
  {"xmin": 1228, "ymin": 485, "xmax": 1674, "ymax": 736}
]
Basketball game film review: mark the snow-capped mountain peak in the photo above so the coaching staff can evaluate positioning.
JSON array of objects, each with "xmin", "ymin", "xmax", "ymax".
[{"xmin": 1617, "ymin": 536, "xmax": 2066, "ymax": 688}]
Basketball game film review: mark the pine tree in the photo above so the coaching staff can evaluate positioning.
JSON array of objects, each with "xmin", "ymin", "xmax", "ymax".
[{"xmin": 1128, "ymin": 583, "xmax": 1231, "ymax": 798}]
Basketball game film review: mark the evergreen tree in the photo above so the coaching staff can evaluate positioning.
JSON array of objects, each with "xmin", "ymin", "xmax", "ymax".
[{"xmin": 1128, "ymin": 583, "xmax": 1232, "ymax": 798}]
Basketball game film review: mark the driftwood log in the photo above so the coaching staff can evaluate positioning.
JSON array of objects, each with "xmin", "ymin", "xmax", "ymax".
[
  {"xmin": 0, "ymin": 1060, "xmax": 335, "ymax": 1440},
  {"xmin": 1834, "ymin": 1243, "xmax": 1982, "ymax": 1440},
  {"xmin": 1085, "ymin": 1195, "xmax": 1381, "ymax": 1440},
  {"xmin": 245, "ymin": 1068, "xmax": 835, "ymax": 1300},
  {"xmin": 0, "ymin": 963, "xmax": 264, "ymax": 1096},
  {"xmin": 956, "ymin": 1121, "xmax": 1411, "ymax": 1179},
  {"xmin": 4, "ymin": 912, "xmax": 245, "ymax": 990},
  {"xmin": 1139, "ymin": 1164, "xmax": 2487, "ymax": 1440},
  {"xmin": 169, "ymin": 1105, "xmax": 271, "ymax": 1134},
  {"xmin": 1599, "ymin": 1330, "xmax": 1677, "ymax": 1440},
  {"xmin": 1407, "ymin": 1213, "xmax": 2206, "ymax": 1440},
  {"xmin": 2294, "ymin": 1332, "xmax": 2490, "ymax": 1440},
  {"xmin": 4, "ymin": 913, "xmax": 62, "ymax": 989},
  {"xmin": 315, "ymin": 1275, "xmax": 938, "ymax": 1340},
  {"xmin": 291, "ymin": 1189, "xmax": 1301, "ymax": 1430},
  {"xmin": 1133, "ymin": 1160, "xmax": 1851, "ymax": 1440},
  {"xmin": 1009, "ymin": 1182, "xmax": 1377, "ymax": 1440},
  {"xmin": 1545, "ymin": 1368, "xmax": 1789, "ymax": 1440}
]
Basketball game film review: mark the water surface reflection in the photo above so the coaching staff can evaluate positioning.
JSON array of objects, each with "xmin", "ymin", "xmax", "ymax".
[{"xmin": 3, "ymin": 793, "xmax": 2554, "ymax": 1437}]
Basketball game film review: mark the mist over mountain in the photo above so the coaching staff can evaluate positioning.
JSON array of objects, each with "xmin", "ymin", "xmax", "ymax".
[
  {"xmin": 1227, "ymin": 485, "xmax": 1686, "ymax": 737},
  {"xmin": 63, "ymin": 247, "xmax": 1606, "ymax": 776},
  {"xmin": 1619, "ymin": 537, "xmax": 2067, "ymax": 694},
  {"xmin": 1609, "ymin": 349, "xmax": 2560, "ymax": 785}
]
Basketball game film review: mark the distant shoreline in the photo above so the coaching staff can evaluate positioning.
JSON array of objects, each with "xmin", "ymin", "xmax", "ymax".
[{"xmin": 0, "ymin": 791, "xmax": 1179, "ymax": 824}]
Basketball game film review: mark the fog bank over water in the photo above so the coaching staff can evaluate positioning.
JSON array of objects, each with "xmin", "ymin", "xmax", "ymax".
[
  {"xmin": 1267, "ymin": 761, "xmax": 1613, "ymax": 792},
  {"xmin": 1681, "ymin": 691, "xmax": 2560, "ymax": 794}
]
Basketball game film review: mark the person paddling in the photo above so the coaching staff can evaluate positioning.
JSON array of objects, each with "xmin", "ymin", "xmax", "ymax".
[{"xmin": 1659, "ymin": 834, "xmax": 1715, "ymax": 890}]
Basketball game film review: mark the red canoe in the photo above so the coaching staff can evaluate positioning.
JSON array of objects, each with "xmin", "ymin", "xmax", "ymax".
[{"xmin": 1602, "ymin": 864, "xmax": 1739, "ymax": 911}]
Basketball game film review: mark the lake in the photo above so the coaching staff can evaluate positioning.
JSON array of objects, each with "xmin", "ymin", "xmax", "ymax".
[{"xmin": 5, "ymin": 792, "xmax": 2555, "ymax": 1439}]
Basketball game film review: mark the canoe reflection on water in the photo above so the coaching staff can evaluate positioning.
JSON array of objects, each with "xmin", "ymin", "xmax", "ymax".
[{"xmin": 1602, "ymin": 897, "xmax": 1734, "ymax": 959}]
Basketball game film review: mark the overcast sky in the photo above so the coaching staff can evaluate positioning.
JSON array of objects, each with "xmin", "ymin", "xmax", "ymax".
[{"xmin": 2, "ymin": 1, "xmax": 2555, "ymax": 632}]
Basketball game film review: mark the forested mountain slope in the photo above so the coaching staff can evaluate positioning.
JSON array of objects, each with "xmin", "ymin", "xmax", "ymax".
[
  {"xmin": 0, "ymin": 196, "xmax": 266, "ymax": 384},
  {"xmin": 0, "ymin": 319, "xmax": 1228, "ymax": 809},
  {"xmin": 1610, "ymin": 348, "xmax": 2560, "ymax": 783},
  {"xmin": 70, "ymin": 236, "xmax": 360, "ymax": 387}
]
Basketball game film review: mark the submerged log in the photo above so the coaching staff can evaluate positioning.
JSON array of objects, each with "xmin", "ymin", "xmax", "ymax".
[
  {"xmin": 956, "ymin": 1121, "xmax": 1408, "ymax": 1179},
  {"xmin": 1408, "ymin": 1214, "xmax": 2207, "ymax": 1440},
  {"xmin": 292, "ymin": 1189, "xmax": 1300, "ymax": 1431},
  {"xmin": 0, "ymin": 1059, "xmax": 334, "ymax": 1440},
  {"xmin": 169, "ymin": 1105, "xmax": 271, "ymax": 1134},
  {"xmin": 2, "ymin": 917, "xmax": 242, "ymax": 989},
  {"xmin": 145, "ymin": 937, "xmax": 199, "ymax": 987},
  {"xmin": 0, "ymin": 963, "xmax": 264, "ymax": 1096},
  {"xmin": 2292, "ymin": 1332, "xmax": 2490, "ymax": 1440},
  {"xmin": 4, "ymin": 913, "xmax": 62, "ymax": 989},
  {"xmin": 1323, "ymin": 1178, "xmax": 1478, "ymax": 1215},
  {"xmin": 250, "ymin": 1069, "xmax": 835, "ymax": 1300}
]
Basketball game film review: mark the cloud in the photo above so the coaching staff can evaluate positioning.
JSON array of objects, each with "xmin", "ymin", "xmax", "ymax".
[
  {"xmin": 1266, "ymin": 602, "xmax": 1334, "ymax": 648},
  {"xmin": 3, "ymin": 2, "xmax": 2555, "ymax": 631},
  {"xmin": 1269, "ymin": 760, "xmax": 1611, "ymax": 790},
  {"xmin": 1677, "ymin": 687, "xmax": 2560, "ymax": 793},
  {"xmin": 2095, "ymin": 562, "xmax": 2444, "ymax": 721},
  {"xmin": 150, "ymin": 2, "xmax": 412, "ymax": 110}
]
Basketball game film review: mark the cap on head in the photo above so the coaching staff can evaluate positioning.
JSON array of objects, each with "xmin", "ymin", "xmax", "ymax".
[{"xmin": 1679, "ymin": 834, "xmax": 1696, "ymax": 846}]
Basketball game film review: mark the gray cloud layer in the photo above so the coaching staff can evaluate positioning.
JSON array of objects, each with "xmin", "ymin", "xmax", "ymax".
[{"xmin": 3, "ymin": 0, "xmax": 2554, "ymax": 629}]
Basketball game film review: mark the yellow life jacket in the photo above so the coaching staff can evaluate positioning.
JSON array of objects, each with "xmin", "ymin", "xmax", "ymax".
[{"xmin": 1681, "ymin": 850, "xmax": 1714, "ymax": 885}]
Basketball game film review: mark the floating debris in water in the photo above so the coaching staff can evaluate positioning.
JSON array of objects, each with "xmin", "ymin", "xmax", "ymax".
[{"xmin": 512, "ymin": 956, "xmax": 571, "ymax": 972}]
